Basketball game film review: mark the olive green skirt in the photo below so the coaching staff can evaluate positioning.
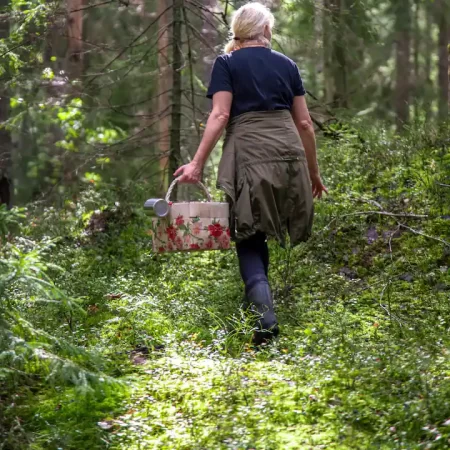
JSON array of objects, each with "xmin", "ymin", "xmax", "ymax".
[{"xmin": 217, "ymin": 110, "xmax": 314, "ymax": 247}]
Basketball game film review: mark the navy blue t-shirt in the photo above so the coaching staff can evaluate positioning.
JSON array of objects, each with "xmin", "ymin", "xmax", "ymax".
[{"xmin": 206, "ymin": 47, "xmax": 306, "ymax": 118}]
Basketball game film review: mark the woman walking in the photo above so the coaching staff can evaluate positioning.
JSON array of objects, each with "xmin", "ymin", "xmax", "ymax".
[{"xmin": 174, "ymin": 2, "xmax": 327, "ymax": 345}]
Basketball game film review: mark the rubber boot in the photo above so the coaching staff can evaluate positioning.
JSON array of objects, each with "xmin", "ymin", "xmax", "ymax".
[
  {"xmin": 246, "ymin": 281, "xmax": 279, "ymax": 346},
  {"xmin": 241, "ymin": 258, "xmax": 269, "ymax": 313}
]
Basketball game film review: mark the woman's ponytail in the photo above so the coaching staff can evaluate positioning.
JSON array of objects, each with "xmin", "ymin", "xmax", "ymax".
[
  {"xmin": 222, "ymin": 2, "xmax": 274, "ymax": 54},
  {"xmin": 224, "ymin": 39, "xmax": 236, "ymax": 54}
]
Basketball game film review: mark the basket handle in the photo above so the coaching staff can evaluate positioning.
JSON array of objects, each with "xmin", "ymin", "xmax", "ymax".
[{"xmin": 165, "ymin": 177, "xmax": 212, "ymax": 203}]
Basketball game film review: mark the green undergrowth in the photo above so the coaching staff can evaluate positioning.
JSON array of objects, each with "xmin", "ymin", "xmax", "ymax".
[{"xmin": 1, "ymin": 122, "xmax": 450, "ymax": 449}]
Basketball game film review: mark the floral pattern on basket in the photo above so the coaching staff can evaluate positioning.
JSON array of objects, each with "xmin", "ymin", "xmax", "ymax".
[{"xmin": 149, "ymin": 215, "xmax": 231, "ymax": 252}]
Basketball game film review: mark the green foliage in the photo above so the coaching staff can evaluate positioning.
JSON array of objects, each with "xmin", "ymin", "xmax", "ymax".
[
  {"xmin": 0, "ymin": 205, "xmax": 25, "ymax": 240},
  {"xmin": 1, "ymin": 123, "xmax": 448, "ymax": 449},
  {"xmin": 0, "ymin": 224, "xmax": 123, "ymax": 448},
  {"xmin": 0, "ymin": 1, "xmax": 449, "ymax": 447}
]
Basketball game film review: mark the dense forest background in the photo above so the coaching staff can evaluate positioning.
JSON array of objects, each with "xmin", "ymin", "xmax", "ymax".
[
  {"xmin": 0, "ymin": 0, "xmax": 448, "ymax": 206},
  {"xmin": 0, "ymin": 1, "xmax": 449, "ymax": 449}
]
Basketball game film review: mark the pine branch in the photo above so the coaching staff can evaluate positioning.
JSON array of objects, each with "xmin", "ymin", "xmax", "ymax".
[{"xmin": 85, "ymin": 4, "xmax": 174, "ymax": 86}]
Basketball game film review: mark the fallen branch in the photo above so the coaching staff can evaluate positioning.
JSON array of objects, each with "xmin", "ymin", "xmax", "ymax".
[
  {"xmin": 396, "ymin": 223, "xmax": 450, "ymax": 248},
  {"xmin": 325, "ymin": 210, "xmax": 428, "ymax": 229},
  {"xmin": 325, "ymin": 197, "xmax": 449, "ymax": 247},
  {"xmin": 343, "ymin": 210, "xmax": 427, "ymax": 219},
  {"xmin": 360, "ymin": 198, "xmax": 449, "ymax": 247}
]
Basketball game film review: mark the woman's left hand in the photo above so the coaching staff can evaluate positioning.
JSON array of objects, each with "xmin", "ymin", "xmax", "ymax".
[
  {"xmin": 173, "ymin": 160, "xmax": 202, "ymax": 184},
  {"xmin": 310, "ymin": 172, "xmax": 328, "ymax": 199}
]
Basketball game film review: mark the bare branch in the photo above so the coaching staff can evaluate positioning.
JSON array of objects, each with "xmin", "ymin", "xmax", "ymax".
[
  {"xmin": 182, "ymin": 3, "xmax": 201, "ymax": 144},
  {"xmin": 185, "ymin": 21, "xmax": 219, "ymax": 54},
  {"xmin": 68, "ymin": 0, "xmax": 114, "ymax": 13},
  {"xmin": 85, "ymin": 4, "xmax": 174, "ymax": 86}
]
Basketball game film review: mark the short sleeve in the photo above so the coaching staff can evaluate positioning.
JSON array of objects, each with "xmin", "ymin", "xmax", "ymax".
[
  {"xmin": 206, "ymin": 57, "xmax": 233, "ymax": 99},
  {"xmin": 292, "ymin": 63, "xmax": 306, "ymax": 96}
]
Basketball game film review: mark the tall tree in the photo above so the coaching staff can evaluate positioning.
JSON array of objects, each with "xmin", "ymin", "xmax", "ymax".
[
  {"xmin": 394, "ymin": 0, "xmax": 411, "ymax": 130},
  {"xmin": 412, "ymin": 0, "xmax": 420, "ymax": 120},
  {"xmin": 168, "ymin": 0, "xmax": 182, "ymax": 195},
  {"xmin": 323, "ymin": 0, "xmax": 334, "ymax": 104},
  {"xmin": 323, "ymin": 0, "xmax": 354, "ymax": 108},
  {"xmin": 0, "ymin": 0, "xmax": 12, "ymax": 207},
  {"xmin": 437, "ymin": 0, "xmax": 449, "ymax": 121},
  {"xmin": 330, "ymin": 0, "xmax": 348, "ymax": 108},
  {"xmin": 66, "ymin": 0, "xmax": 85, "ymax": 87},
  {"xmin": 157, "ymin": 0, "xmax": 171, "ymax": 193},
  {"xmin": 313, "ymin": 0, "xmax": 324, "ymax": 97},
  {"xmin": 424, "ymin": 1, "xmax": 434, "ymax": 119},
  {"xmin": 201, "ymin": 0, "xmax": 220, "ymax": 95}
]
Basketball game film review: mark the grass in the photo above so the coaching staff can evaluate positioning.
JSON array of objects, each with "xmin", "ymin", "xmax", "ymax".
[{"xmin": 1, "ymin": 123, "xmax": 450, "ymax": 449}]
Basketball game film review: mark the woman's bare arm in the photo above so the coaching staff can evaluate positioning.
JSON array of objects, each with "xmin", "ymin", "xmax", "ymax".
[
  {"xmin": 292, "ymin": 96, "xmax": 319, "ymax": 176},
  {"xmin": 291, "ymin": 96, "xmax": 327, "ymax": 198},
  {"xmin": 174, "ymin": 92, "xmax": 232, "ymax": 183}
]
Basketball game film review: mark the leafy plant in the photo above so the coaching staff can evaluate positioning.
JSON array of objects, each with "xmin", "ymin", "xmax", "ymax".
[{"xmin": 0, "ymin": 205, "xmax": 25, "ymax": 241}]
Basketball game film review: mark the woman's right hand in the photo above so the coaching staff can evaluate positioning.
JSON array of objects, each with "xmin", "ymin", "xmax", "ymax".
[
  {"xmin": 173, "ymin": 160, "xmax": 203, "ymax": 184},
  {"xmin": 310, "ymin": 172, "xmax": 328, "ymax": 199}
]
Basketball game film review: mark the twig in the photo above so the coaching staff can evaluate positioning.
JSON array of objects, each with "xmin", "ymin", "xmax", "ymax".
[
  {"xmin": 118, "ymin": 25, "xmax": 174, "ymax": 82},
  {"xmin": 379, "ymin": 282, "xmax": 404, "ymax": 328},
  {"xmin": 326, "ymin": 210, "xmax": 429, "ymax": 229},
  {"xmin": 360, "ymin": 198, "xmax": 450, "ymax": 247},
  {"xmin": 182, "ymin": 4, "xmax": 201, "ymax": 145},
  {"xmin": 397, "ymin": 222, "xmax": 450, "ymax": 247},
  {"xmin": 0, "ymin": 40, "xmax": 31, "ymax": 59},
  {"xmin": 184, "ymin": 4, "xmax": 225, "ymax": 38},
  {"xmin": 388, "ymin": 225, "xmax": 401, "ymax": 257},
  {"xmin": 68, "ymin": 0, "xmax": 114, "ymax": 13},
  {"xmin": 187, "ymin": 0, "xmax": 229, "ymax": 27},
  {"xmin": 223, "ymin": 0, "xmax": 230, "ymax": 26},
  {"xmin": 185, "ymin": 21, "xmax": 220, "ymax": 54},
  {"xmin": 362, "ymin": 198, "xmax": 384, "ymax": 210},
  {"xmin": 85, "ymin": 4, "xmax": 173, "ymax": 86}
]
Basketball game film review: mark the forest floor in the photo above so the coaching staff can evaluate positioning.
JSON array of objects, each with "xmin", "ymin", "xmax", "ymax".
[{"xmin": 2, "ymin": 124, "xmax": 450, "ymax": 449}]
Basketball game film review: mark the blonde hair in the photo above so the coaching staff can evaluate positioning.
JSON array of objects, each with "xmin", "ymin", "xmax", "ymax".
[{"xmin": 224, "ymin": 2, "xmax": 275, "ymax": 54}]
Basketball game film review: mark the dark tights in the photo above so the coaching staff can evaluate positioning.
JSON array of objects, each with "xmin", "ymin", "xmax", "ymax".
[{"xmin": 235, "ymin": 232, "xmax": 269, "ymax": 294}]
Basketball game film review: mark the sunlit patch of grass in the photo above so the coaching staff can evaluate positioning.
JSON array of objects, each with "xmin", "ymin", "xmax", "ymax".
[{"xmin": 107, "ymin": 331, "xmax": 450, "ymax": 449}]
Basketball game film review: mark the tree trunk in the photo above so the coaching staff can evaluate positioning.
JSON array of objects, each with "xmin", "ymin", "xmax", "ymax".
[
  {"xmin": 0, "ymin": 0, "xmax": 12, "ymax": 207},
  {"xmin": 424, "ymin": 2, "xmax": 433, "ymax": 120},
  {"xmin": 323, "ymin": 0, "xmax": 334, "ymax": 104},
  {"xmin": 413, "ymin": 0, "xmax": 420, "ymax": 120},
  {"xmin": 157, "ymin": 0, "xmax": 171, "ymax": 193},
  {"xmin": 312, "ymin": 0, "xmax": 324, "ymax": 96},
  {"xmin": 169, "ymin": 0, "xmax": 182, "ymax": 197},
  {"xmin": 323, "ymin": 0, "xmax": 349, "ymax": 107},
  {"xmin": 394, "ymin": 0, "xmax": 411, "ymax": 131},
  {"xmin": 200, "ymin": 0, "xmax": 219, "ymax": 115},
  {"xmin": 437, "ymin": 0, "xmax": 449, "ymax": 121},
  {"xmin": 202, "ymin": 0, "xmax": 218, "ymax": 79},
  {"xmin": 66, "ymin": 0, "xmax": 84, "ymax": 86},
  {"xmin": 330, "ymin": 0, "xmax": 348, "ymax": 108},
  {"xmin": 59, "ymin": 0, "xmax": 84, "ymax": 189}
]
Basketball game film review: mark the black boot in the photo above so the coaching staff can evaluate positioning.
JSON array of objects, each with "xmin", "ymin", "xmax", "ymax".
[{"xmin": 246, "ymin": 281, "xmax": 279, "ymax": 346}]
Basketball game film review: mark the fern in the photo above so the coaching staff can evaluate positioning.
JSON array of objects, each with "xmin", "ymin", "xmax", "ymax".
[{"xmin": 0, "ymin": 230, "xmax": 111, "ymax": 391}]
